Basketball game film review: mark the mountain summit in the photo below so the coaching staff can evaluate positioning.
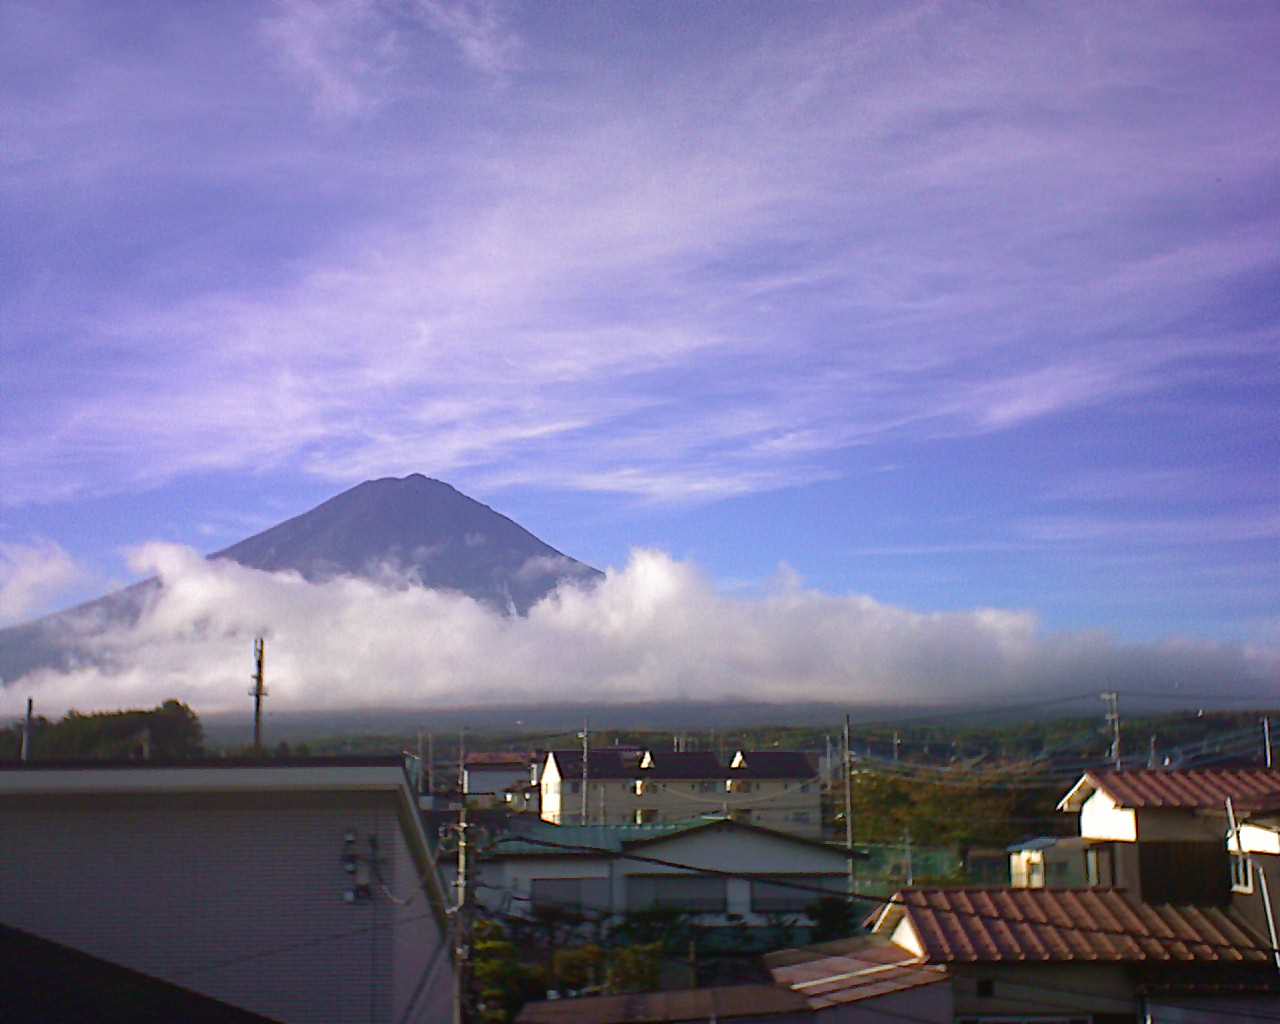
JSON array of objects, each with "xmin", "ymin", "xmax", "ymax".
[
  {"xmin": 0, "ymin": 475, "xmax": 602, "ymax": 685},
  {"xmin": 211, "ymin": 474, "xmax": 600, "ymax": 612}
]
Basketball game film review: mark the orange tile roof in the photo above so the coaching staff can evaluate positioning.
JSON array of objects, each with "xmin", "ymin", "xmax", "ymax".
[
  {"xmin": 880, "ymin": 888, "xmax": 1270, "ymax": 965},
  {"xmin": 1069, "ymin": 769, "xmax": 1280, "ymax": 812}
]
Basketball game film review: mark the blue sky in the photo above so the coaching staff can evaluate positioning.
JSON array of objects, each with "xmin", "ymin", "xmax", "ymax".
[{"xmin": 1, "ymin": 2, "xmax": 1277, "ymax": 710}]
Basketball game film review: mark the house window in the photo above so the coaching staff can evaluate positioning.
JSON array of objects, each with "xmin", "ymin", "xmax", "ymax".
[
  {"xmin": 569, "ymin": 781, "xmax": 581, "ymax": 794},
  {"xmin": 635, "ymin": 809, "xmax": 658, "ymax": 825},
  {"xmin": 699, "ymin": 781, "xmax": 717, "ymax": 792},
  {"xmin": 1231, "ymin": 852, "xmax": 1254, "ymax": 893},
  {"xmin": 530, "ymin": 877, "xmax": 610, "ymax": 915},
  {"xmin": 627, "ymin": 875, "xmax": 727, "ymax": 914},
  {"xmin": 750, "ymin": 876, "xmax": 842, "ymax": 913}
]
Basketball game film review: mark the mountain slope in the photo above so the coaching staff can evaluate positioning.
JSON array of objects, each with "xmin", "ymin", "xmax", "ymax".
[{"xmin": 0, "ymin": 475, "xmax": 601, "ymax": 685}]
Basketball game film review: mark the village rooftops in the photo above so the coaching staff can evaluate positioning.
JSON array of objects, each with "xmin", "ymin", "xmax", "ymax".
[
  {"xmin": 1058, "ymin": 769, "xmax": 1280, "ymax": 814},
  {"xmin": 871, "ymin": 887, "xmax": 1271, "ymax": 965},
  {"xmin": 729, "ymin": 750, "xmax": 816, "ymax": 779}
]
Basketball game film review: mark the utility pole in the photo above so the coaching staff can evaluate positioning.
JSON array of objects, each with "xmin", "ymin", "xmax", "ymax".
[
  {"xmin": 893, "ymin": 730, "xmax": 901, "ymax": 763},
  {"xmin": 579, "ymin": 721, "xmax": 590, "ymax": 825},
  {"xmin": 250, "ymin": 638, "xmax": 267, "ymax": 752},
  {"xmin": 458, "ymin": 727, "xmax": 467, "ymax": 795},
  {"xmin": 452, "ymin": 804, "xmax": 472, "ymax": 1024},
  {"xmin": 20, "ymin": 697, "xmax": 33, "ymax": 762},
  {"xmin": 1264, "ymin": 717, "xmax": 1273, "ymax": 769},
  {"xmin": 1102, "ymin": 692, "xmax": 1121, "ymax": 770},
  {"xmin": 417, "ymin": 729, "xmax": 426, "ymax": 795},
  {"xmin": 428, "ymin": 733, "xmax": 435, "ymax": 794},
  {"xmin": 843, "ymin": 714, "xmax": 855, "ymax": 896}
]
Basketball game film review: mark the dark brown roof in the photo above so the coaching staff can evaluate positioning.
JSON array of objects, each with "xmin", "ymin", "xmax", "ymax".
[
  {"xmin": 640, "ymin": 751, "xmax": 726, "ymax": 780},
  {"xmin": 548, "ymin": 749, "xmax": 643, "ymax": 780},
  {"xmin": 1062, "ymin": 769, "xmax": 1280, "ymax": 812},
  {"xmin": 878, "ymin": 888, "xmax": 1271, "ymax": 965},
  {"xmin": 731, "ymin": 751, "xmax": 815, "ymax": 779},
  {"xmin": 515, "ymin": 984, "xmax": 808, "ymax": 1023}
]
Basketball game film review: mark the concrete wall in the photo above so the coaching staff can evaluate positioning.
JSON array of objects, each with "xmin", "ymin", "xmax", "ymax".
[{"xmin": 0, "ymin": 789, "xmax": 449, "ymax": 1024}]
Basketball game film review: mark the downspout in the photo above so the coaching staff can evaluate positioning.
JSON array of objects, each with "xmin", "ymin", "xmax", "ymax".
[{"xmin": 1227, "ymin": 798, "xmax": 1280, "ymax": 973}]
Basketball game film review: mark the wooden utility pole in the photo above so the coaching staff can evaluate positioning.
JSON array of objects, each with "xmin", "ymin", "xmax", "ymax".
[
  {"xmin": 250, "ymin": 638, "xmax": 267, "ymax": 752},
  {"xmin": 1264, "ymin": 717, "xmax": 1273, "ymax": 769},
  {"xmin": 843, "ymin": 714, "xmax": 855, "ymax": 895}
]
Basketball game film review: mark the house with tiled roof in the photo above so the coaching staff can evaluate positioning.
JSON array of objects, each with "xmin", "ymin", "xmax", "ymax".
[
  {"xmin": 868, "ymin": 886, "xmax": 1278, "ymax": 1022},
  {"xmin": 1058, "ymin": 769, "xmax": 1280, "ymax": 904}
]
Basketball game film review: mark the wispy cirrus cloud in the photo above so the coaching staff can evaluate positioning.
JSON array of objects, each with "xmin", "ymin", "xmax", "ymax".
[{"xmin": 3, "ymin": 1, "xmax": 1278, "ymax": 513}]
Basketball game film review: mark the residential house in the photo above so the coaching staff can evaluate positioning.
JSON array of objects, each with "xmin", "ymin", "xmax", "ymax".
[
  {"xmin": 869, "ymin": 886, "xmax": 1277, "ymax": 1023},
  {"xmin": 464, "ymin": 750, "xmax": 533, "ymax": 807},
  {"xmin": 1007, "ymin": 835, "xmax": 1088, "ymax": 889},
  {"xmin": 1058, "ymin": 768, "xmax": 1280, "ymax": 903},
  {"xmin": 0, "ymin": 757, "xmax": 454, "ymax": 1024},
  {"xmin": 728, "ymin": 751, "xmax": 823, "ymax": 839},
  {"xmin": 540, "ymin": 748, "xmax": 645, "ymax": 825},
  {"xmin": 538, "ymin": 748, "xmax": 822, "ymax": 838},
  {"xmin": 474, "ymin": 818, "xmax": 850, "ymax": 930}
]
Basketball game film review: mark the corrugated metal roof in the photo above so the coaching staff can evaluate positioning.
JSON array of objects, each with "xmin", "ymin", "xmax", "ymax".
[
  {"xmin": 486, "ymin": 820, "xmax": 704, "ymax": 857},
  {"xmin": 516, "ymin": 984, "xmax": 808, "ymax": 1023},
  {"xmin": 767, "ymin": 937, "xmax": 946, "ymax": 1009},
  {"xmin": 884, "ymin": 888, "xmax": 1270, "ymax": 965}
]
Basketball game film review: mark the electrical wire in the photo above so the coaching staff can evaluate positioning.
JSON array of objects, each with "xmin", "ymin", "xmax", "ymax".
[{"xmin": 489, "ymin": 833, "xmax": 1280, "ymax": 958}]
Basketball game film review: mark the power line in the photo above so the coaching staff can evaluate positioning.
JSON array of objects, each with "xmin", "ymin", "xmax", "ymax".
[{"xmin": 490, "ymin": 834, "xmax": 1280, "ymax": 957}]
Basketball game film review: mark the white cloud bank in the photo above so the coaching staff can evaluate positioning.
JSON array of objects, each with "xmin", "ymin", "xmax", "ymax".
[
  {"xmin": 1, "ymin": 546, "xmax": 1273, "ymax": 717},
  {"xmin": 0, "ymin": 541, "xmax": 87, "ymax": 627}
]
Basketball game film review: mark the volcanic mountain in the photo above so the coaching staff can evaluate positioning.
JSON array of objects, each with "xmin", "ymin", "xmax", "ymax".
[{"xmin": 0, "ymin": 475, "xmax": 602, "ymax": 686}]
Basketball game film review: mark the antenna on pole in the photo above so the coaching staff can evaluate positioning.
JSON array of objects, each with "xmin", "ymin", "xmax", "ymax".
[
  {"xmin": 250, "ymin": 637, "xmax": 267, "ymax": 753},
  {"xmin": 1102, "ymin": 691, "xmax": 1121, "ymax": 770}
]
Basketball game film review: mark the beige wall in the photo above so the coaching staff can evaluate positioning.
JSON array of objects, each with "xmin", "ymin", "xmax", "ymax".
[{"xmin": 0, "ymin": 790, "xmax": 450, "ymax": 1024}]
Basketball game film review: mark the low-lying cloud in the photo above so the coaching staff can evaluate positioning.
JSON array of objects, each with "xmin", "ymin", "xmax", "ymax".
[{"xmin": 1, "ymin": 545, "xmax": 1273, "ymax": 719}]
